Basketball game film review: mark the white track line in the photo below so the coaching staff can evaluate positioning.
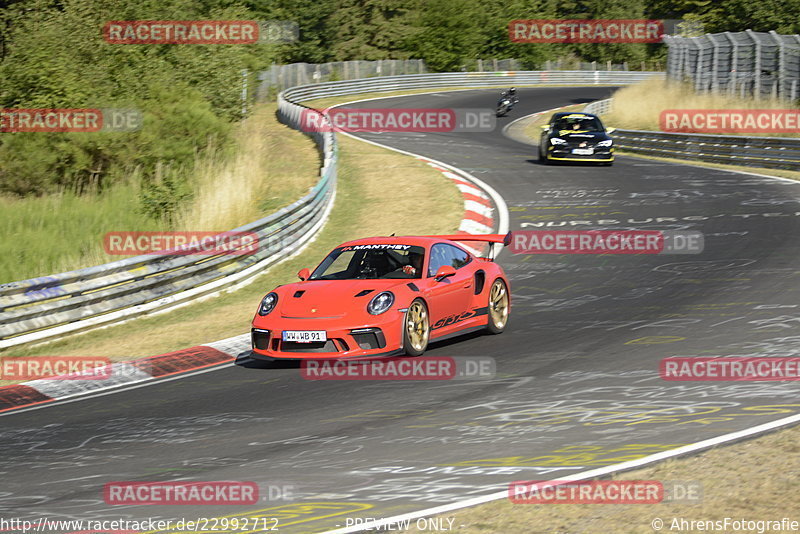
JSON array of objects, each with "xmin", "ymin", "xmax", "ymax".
[{"xmin": 322, "ymin": 412, "xmax": 800, "ymax": 533}]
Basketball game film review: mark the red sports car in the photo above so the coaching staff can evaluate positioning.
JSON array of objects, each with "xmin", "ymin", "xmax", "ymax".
[{"xmin": 250, "ymin": 234, "xmax": 511, "ymax": 360}]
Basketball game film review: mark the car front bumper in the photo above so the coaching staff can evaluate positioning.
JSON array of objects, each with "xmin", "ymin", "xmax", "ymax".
[
  {"xmin": 251, "ymin": 310, "xmax": 406, "ymax": 360},
  {"xmin": 548, "ymin": 146, "xmax": 614, "ymax": 162}
]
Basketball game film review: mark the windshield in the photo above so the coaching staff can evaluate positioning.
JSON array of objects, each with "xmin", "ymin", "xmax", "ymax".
[
  {"xmin": 554, "ymin": 116, "xmax": 604, "ymax": 132},
  {"xmin": 310, "ymin": 244, "xmax": 426, "ymax": 280}
]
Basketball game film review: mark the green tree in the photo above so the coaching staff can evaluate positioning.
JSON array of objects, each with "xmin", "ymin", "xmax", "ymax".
[
  {"xmin": 405, "ymin": 0, "xmax": 485, "ymax": 72},
  {"xmin": 328, "ymin": 0, "xmax": 416, "ymax": 60}
]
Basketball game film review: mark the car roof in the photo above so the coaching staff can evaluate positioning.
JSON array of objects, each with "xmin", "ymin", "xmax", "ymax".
[
  {"xmin": 337, "ymin": 236, "xmax": 456, "ymax": 248},
  {"xmin": 552, "ymin": 112, "xmax": 599, "ymax": 119}
]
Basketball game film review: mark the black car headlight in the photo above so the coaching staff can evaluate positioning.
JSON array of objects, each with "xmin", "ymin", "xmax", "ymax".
[
  {"xmin": 596, "ymin": 140, "xmax": 613, "ymax": 147},
  {"xmin": 258, "ymin": 292, "xmax": 279, "ymax": 316},
  {"xmin": 550, "ymin": 138, "xmax": 567, "ymax": 145},
  {"xmin": 367, "ymin": 291, "xmax": 394, "ymax": 315}
]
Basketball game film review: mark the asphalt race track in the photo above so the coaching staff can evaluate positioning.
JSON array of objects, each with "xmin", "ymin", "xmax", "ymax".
[{"xmin": 3, "ymin": 87, "xmax": 800, "ymax": 533}]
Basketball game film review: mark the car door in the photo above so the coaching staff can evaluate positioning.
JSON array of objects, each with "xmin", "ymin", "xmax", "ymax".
[{"xmin": 424, "ymin": 243, "xmax": 474, "ymax": 333}]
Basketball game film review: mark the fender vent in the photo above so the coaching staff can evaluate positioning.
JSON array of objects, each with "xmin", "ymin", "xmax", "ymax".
[
  {"xmin": 407, "ymin": 283, "xmax": 420, "ymax": 292},
  {"xmin": 474, "ymin": 270, "xmax": 486, "ymax": 295}
]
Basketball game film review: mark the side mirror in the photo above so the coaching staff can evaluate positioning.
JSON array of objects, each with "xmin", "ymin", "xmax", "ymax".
[
  {"xmin": 297, "ymin": 268, "xmax": 311, "ymax": 281},
  {"xmin": 434, "ymin": 265, "xmax": 457, "ymax": 281},
  {"xmin": 606, "ymin": 127, "xmax": 616, "ymax": 134}
]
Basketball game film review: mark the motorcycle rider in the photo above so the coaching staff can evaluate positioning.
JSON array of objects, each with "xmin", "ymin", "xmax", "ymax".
[{"xmin": 497, "ymin": 87, "xmax": 519, "ymax": 108}]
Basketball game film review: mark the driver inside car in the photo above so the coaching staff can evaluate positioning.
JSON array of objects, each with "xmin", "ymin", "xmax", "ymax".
[{"xmin": 401, "ymin": 252, "xmax": 424, "ymax": 277}]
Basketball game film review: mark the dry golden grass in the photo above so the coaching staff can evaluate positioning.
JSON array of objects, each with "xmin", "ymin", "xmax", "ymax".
[
  {"xmin": 0, "ymin": 123, "xmax": 462, "ymax": 379},
  {"xmin": 409, "ymin": 424, "xmax": 800, "ymax": 533},
  {"xmin": 337, "ymin": 135, "xmax": 463, "ymax": 236},
  {"xmin": 602, "ymin": 78, "xmax": 798, "ymax": 136},
  {"xmin": 177, "ymin": 103, "xmax": 318, "ymax": 231}
]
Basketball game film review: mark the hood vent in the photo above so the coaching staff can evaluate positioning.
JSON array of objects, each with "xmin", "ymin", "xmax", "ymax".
[
  {"xmin": 293, "ymin": 290, "xmax": 305, "ymax": 298},
  {"xmin": 355, "ymin": 289, "xmax": 374, "ymax": 297}
]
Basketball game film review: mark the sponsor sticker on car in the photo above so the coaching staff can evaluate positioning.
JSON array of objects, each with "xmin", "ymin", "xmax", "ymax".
[{"xmin": 282, "ymin": 330, "xmax": 326, "ymax": 343}]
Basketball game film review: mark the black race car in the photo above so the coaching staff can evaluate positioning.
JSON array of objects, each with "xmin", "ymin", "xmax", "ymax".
[{"xmin": 538, "ymin": 112, "xmax": 615, "ymax": 166}]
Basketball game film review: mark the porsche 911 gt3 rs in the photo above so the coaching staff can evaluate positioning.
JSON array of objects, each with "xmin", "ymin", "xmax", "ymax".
[{"xmin": 250, "ymin": 234, "xmax": 511, "ymax": 360}]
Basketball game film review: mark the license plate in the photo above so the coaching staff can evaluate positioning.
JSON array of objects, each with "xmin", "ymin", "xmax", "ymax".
[
  {"xmin": 572, "ymin": 148, "xmax": 594, "ymax": 155},
  {"xmin": 282, "ymin": 330, "xmax": 326, "ymax": 343}
]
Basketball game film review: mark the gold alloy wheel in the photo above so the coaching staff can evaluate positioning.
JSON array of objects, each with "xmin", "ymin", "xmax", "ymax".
[
  {"xmin": 405, "ymin": 301, "xmax": 430, "ymax": 352},
  {"xmin": 488, "ymin": 279, "xmax": 509, "ymax": 329}
]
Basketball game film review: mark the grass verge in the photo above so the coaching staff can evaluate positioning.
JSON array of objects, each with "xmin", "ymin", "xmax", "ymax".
[
  {"xmin": 409, "ymin": 423, "xmax": 800, "ymax": 533},
  {"xmin": 0, "ymin": 102, "xmax": 318, "ymax": 284},
  {"xmin": 601, "ymin": 78, "xmax": 798, "ymax": 137},
  {"xmin": 0, "ymin": 111, "xmax": 462, "ymax": 383}
]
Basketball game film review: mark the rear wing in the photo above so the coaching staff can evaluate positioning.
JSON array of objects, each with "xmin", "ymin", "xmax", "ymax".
[{"xmin": 426, "ymin": 232, "xmax": 512, "ymax": 260}]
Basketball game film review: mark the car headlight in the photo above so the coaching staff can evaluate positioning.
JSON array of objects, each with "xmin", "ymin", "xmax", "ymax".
[
  {"xmin": 367, "ymin": 291, "xmax": 394, "ymax": 315},
  {"xmin": 596, "ymin": 139, "xmax": 613, "ymax": 147},
  {"xmin": 550, "ymin": 138, "xmax": 567, "ymax": 145},
  {"xmin": 258, "ymin": 292, "xmax": 279, "ymax": 316}
]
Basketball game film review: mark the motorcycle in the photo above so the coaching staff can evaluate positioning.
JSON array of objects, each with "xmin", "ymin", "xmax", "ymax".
[{"xmin": 496, "ymin": 97, "xmax": 514, "ymax": 117}]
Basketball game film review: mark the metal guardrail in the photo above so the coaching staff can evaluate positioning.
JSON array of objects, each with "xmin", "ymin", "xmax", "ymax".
[
  {"xmin": 584, "ymin": 98, "xmax": 800, "ymax": 170},
  {"xmin": 278, "ymin": 71, "xmax": 661, "ymax": 104},
  {"xmin": 0, "ymin": 70, "xmax": 660, "ymax": 349},
  {"xmin": 0, "ymin": 99, "xmax": 337, "ymax": 348},
  {"xmin": 582, "ymin": 98, "xmax": 613, "ymax": 116},
  {"xmin": 614, "ymin": 130, "xmax": 800, "ymax": 170}
]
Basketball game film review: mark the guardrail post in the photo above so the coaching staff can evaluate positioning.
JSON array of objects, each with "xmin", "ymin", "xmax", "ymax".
[
  {"xmin": 747, "ymin": 30, "xmax": 762, "ymax": 97},
  {"xmin": 724, "ymin": 32, "xmax": 737, "ymax": 95},
  {"xmin": 709, "ymin": 33, "xmax": 721, "ymax": 92},
  {"xmin": 693, "ymin": 37, "xmax": 704, "ymax": 92}
]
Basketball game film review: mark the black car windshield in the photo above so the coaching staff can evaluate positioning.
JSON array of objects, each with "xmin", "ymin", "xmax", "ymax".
[
  {"xmin": 310, "ymin": 245, "xmax": 426, "ymax": 280},
  {"xmin": 554, "ymin": 116, "xmax": 604, "ymax": 132}
]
